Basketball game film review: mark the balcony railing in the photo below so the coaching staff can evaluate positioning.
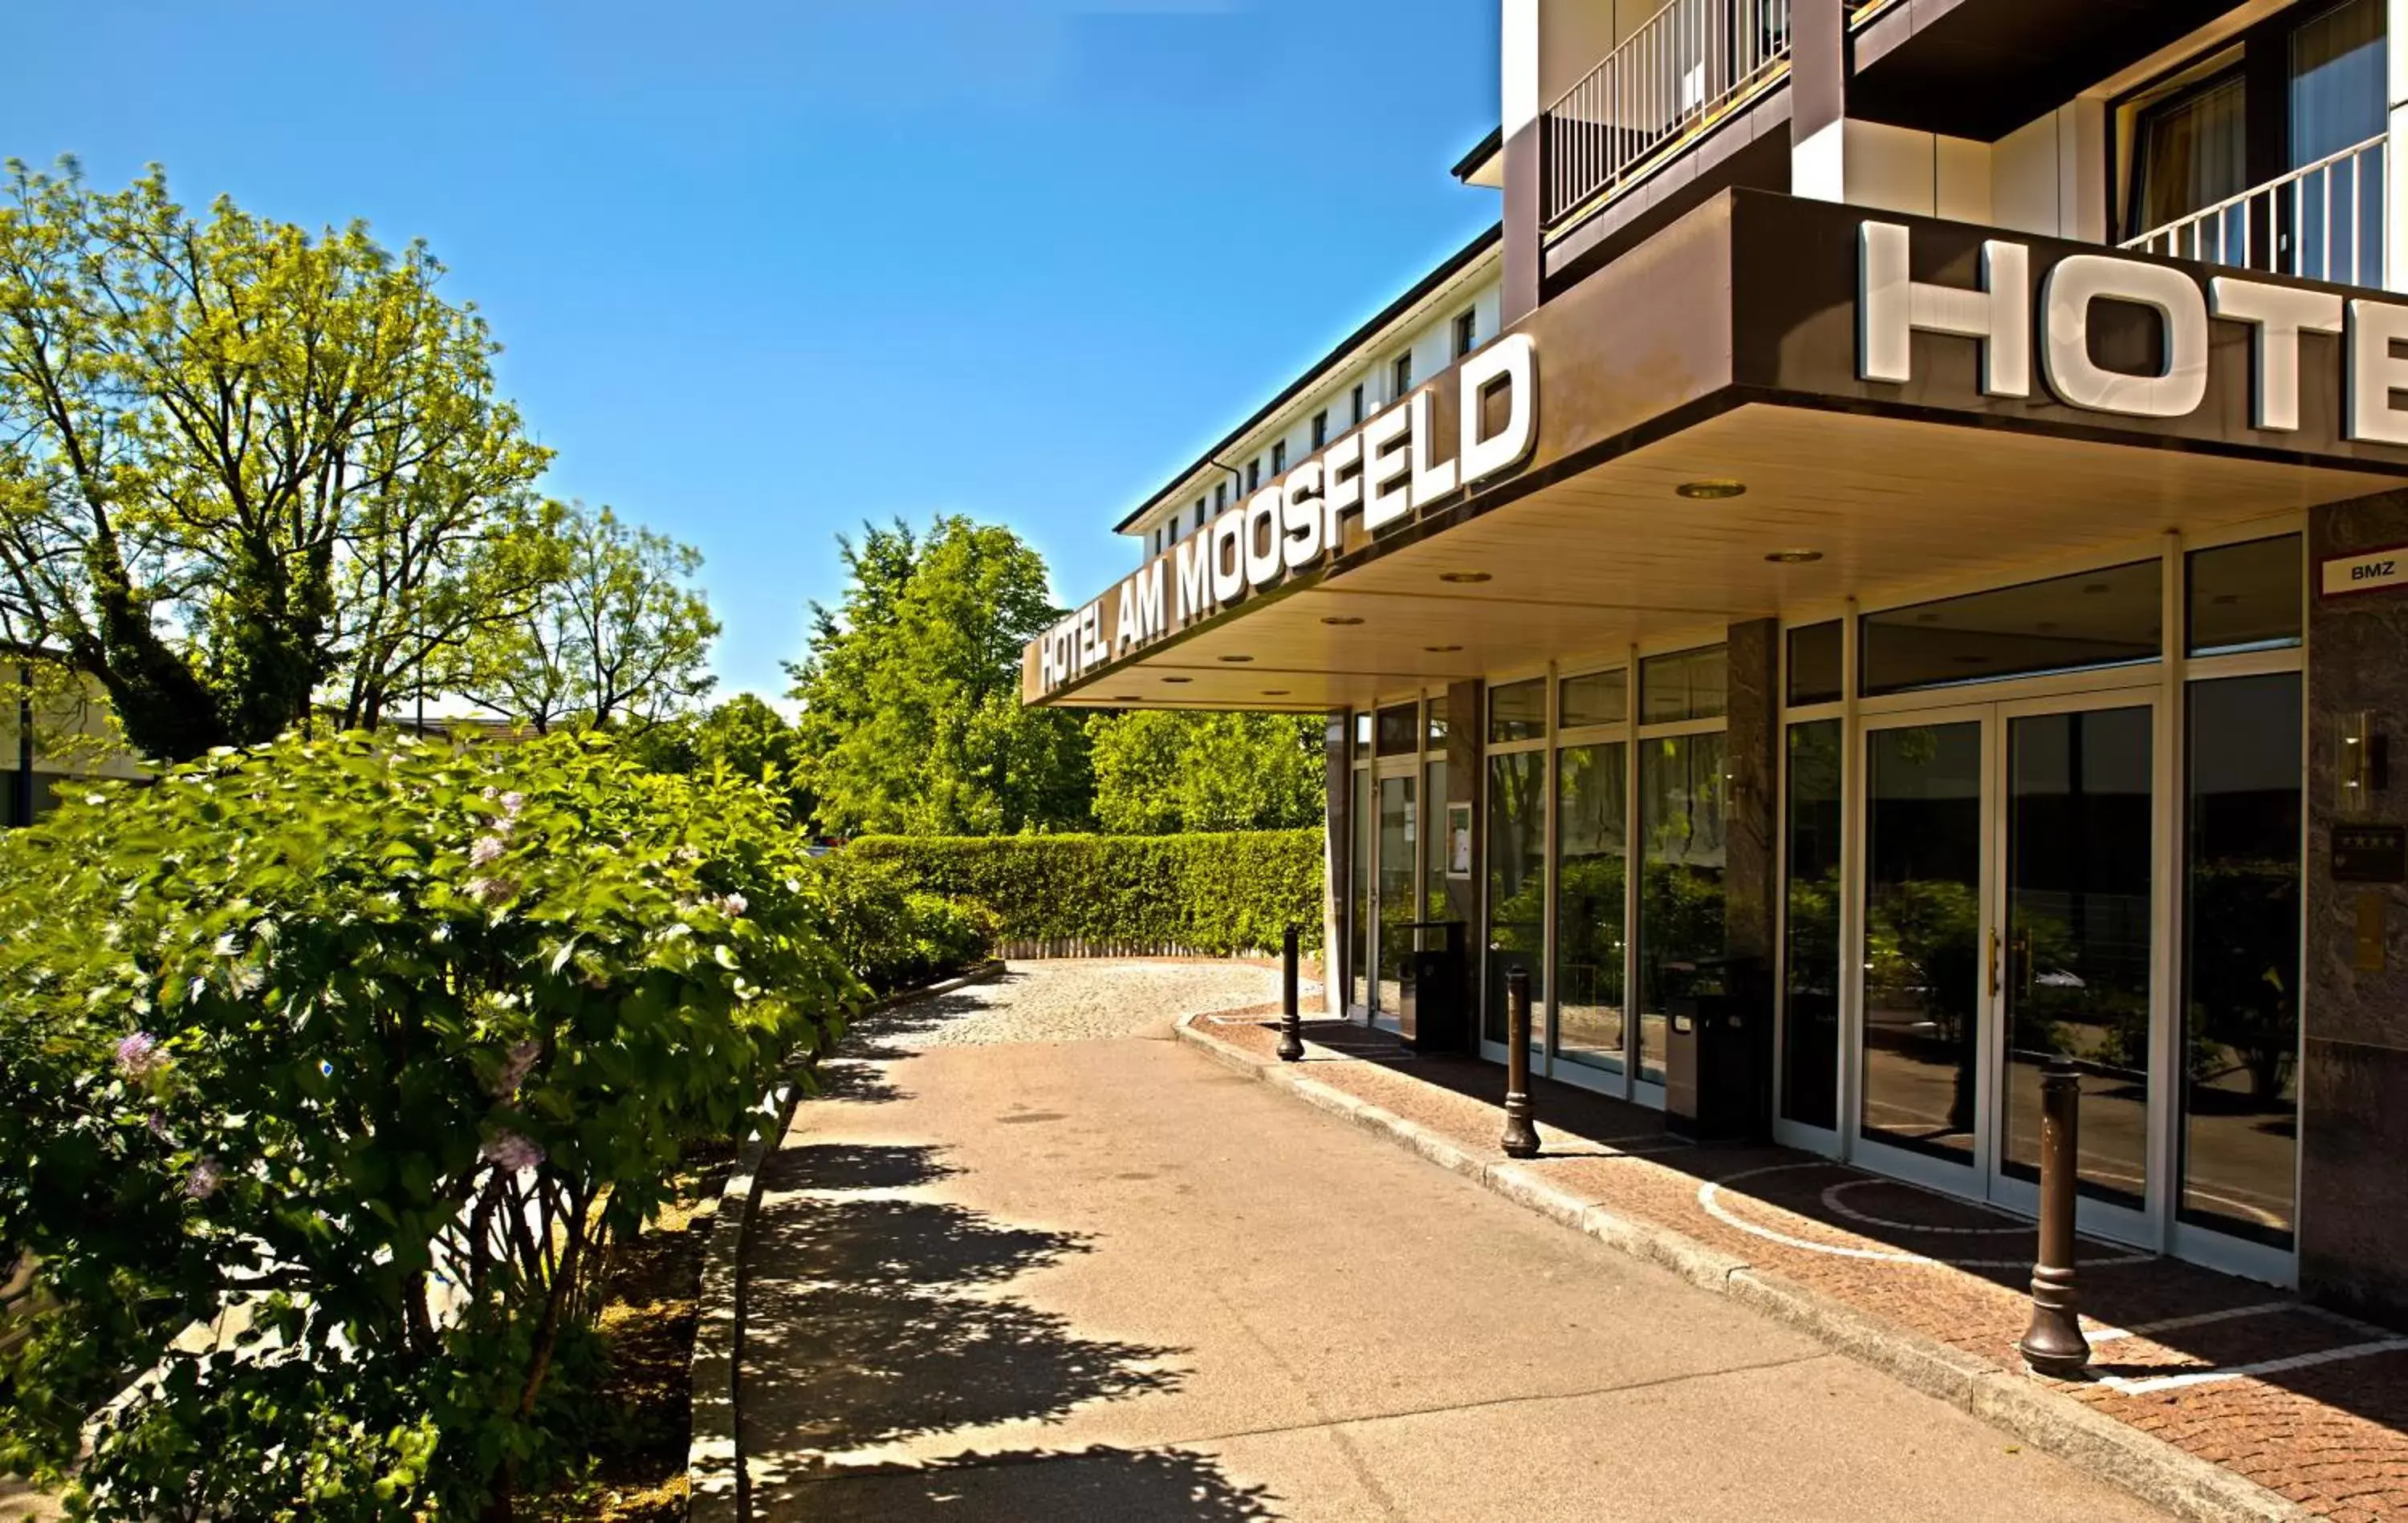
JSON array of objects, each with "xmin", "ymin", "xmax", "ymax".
[
  {"xmin": 2120, "ymin": 133, "xmax": 2390, "ymax": 289},
  {"xmin": 1542, "ymin": 0, "xmax": 1793, "ymax": 229}
]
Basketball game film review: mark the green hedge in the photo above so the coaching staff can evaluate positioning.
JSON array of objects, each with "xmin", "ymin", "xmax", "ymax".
[{"xmin": 849, "ymin": 829, "xmax": 1324, "ymax": 957}]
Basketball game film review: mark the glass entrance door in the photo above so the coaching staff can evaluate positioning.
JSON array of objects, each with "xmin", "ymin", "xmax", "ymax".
[
  {"xmin": 1852, "ymin": 693, "xmax": 2161, "ymax": 1244},
  {"xmin": 1370, "ymin": 770, "xmax": 1418, "ymax": 1029}
]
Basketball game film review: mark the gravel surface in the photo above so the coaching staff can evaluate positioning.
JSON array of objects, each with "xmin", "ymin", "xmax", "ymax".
[{"xmin": 863, "ymin": 959, "xmax": 1321, "ymax": 1049}]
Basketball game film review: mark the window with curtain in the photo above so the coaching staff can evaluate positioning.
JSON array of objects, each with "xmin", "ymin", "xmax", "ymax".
[
  {"xmin": 2292, "ymin": 0, "xmax": 2386, "ymax": 167},
  {"xmin": 2127, "ymin": 71, "xmax": 2247, "ymax": 237}
]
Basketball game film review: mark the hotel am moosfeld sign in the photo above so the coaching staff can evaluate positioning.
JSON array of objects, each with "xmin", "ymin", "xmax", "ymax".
[
  {"xmin": 1033, "ymin": 335, "xmax": 1538, "ymax": 697},
  {"xmin": 1852, "ymin": 218, "xmax": 2408, "ymax": 440}
]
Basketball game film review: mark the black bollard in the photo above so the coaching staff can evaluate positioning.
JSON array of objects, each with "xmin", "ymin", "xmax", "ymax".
[
  {"xmin": 1276, "ymin": 926, "xmax": 1304, "ymax": 1062},
  {"xmin": 1499, "ymin": 965, "xmax": 1540, "ymax": 1158},
  {"xmin": 2018, "ymin": 1057, "xmax": 2091, "ymax": 1377}
]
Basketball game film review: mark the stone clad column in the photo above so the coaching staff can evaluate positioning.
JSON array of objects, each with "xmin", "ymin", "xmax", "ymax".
[
  {"xmin": 1723, "ymin": 619, "xmax": 1781, "ymax": 1136},
  {"xmin": 2303, "ymin": 492, "xmax": 2408, "ymax": 1318}
]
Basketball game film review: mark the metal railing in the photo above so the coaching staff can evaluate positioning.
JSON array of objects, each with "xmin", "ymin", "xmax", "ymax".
[
  {"xmin": 1542, "ymin": 0, "xmax": 1793, "ymax": 228},
  {"xmin": 2121, "ymin": 133, "xmax": 2390, "ymax": 288}
]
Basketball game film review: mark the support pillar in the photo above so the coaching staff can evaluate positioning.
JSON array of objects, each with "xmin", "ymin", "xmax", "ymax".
[{"xmin": 1324, "ymin": 709, "xmax": 1350, "ymax": 1017}]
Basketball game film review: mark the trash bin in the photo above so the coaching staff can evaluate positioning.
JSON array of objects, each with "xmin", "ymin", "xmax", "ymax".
[
  {"xmin": 1663, "ymin": 954, "xmax": 1770, "ymax": 1142},
  {"xmin": 1400, "ymin": 920, "xmax": 1466, "ymax": 1054}
]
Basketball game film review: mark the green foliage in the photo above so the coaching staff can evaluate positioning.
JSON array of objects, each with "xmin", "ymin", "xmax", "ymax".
[
  {"xmin": 807, "ymin": 854, "xmax": 996, "ymax": 995},
  {"xmin": 788, "ymin": 517, "xmax": 1091, "ymax": 836},
  {"xmin": 0, "ymin": 732, "xmax": 857, "ymax": 1519},
  {"xmin": 1084, "ymin": 710, "xmax": 1324, "ymax": 835},
  {"xmin": 850, "ymin": 829, "xmax": 1324, "ymax": 956},
  {"xmin": 626, "ymin": 692, "xmax": 815, "ymax": 823},
  {"xmin": 0, "ymin": 160, "xmax": 555, "ymax": 759},
  {"xmin": 453, "ymin": 502, "xmax": 719, "ymax": 736}
]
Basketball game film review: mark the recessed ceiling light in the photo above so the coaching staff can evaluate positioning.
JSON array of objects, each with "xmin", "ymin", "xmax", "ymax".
[
  {"xmin": 1426, "ymin": 644, "xmax": 1463, "ymax": 653},
  {"xmin": 1322, "ymin": 615, "xmax": 1364, "ymax": 626},
  {"xmin": 1112, "ymin": 694, "xmax": 1142, "ymax": 701},
  {"xmin": 1262, "ymin": 688, "xmax": 1291, "ymax": 697},
  {"xmin": 1218, "ymin": 654, "xmax": 1255, "ymax": 663},
  {"xmin": 1764, "ymin": 549, "xmax": 1822, "ymax": 564},
  {"xmin": 2082, "ymin": 583, "xmax": 2111, "ymax": 595},
  {"xmin": 1161, "ymin": 676, "xmax": 1194, "ymax": 684},
  {"xmin": 1438, "ymin": 571, "xmax": 1492, "ymax": 584},
  {"xmin": 1677, "ymin": 479, "xmax": 1747, "ymax": 500}
]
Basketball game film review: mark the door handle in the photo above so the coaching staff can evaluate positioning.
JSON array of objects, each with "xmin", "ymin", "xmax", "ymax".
[{"xmin": 1987, "ymin": 926, "xmax": 2001, "ymax": 999}]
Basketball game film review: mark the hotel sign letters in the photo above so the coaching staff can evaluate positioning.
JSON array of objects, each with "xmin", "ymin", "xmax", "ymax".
[
  {"xmin": 1035, "ymin": 335, "xmax": 1538, "ymax": 694},
  {"xmin": 1857, "ymin": 220, "xmax": 2408, "ymax": 442}
]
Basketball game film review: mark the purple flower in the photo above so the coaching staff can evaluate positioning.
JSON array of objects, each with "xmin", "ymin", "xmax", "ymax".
[
  {"xmin": 184, "ymin": 1157, "xmax": 223, "ymax": 1200},
  {"xmin": 466, "ymin": 876, "xmax": 517, "ymax": 905},
  {"xmin": 490, "ymin": 1038, "xmax": 541, "ymax": 1097},
  {"xmin": 470, "ymin": 835, "xmax": 506, "ymax": 867},
  {"xmin": 482, "ymin": 1131, "xmax": 544, "ymax": 1175},
  {"xmin": 498, "ymin": 791, "xmax": 527, "ymax": 818},
  {"xmin": 146, "ymin": 1110, "xmax": 169, "ymax": 1139},
  {"xmin": 718, "ymin": 892, "xmax": 748, "ymax": 918},
  {"xmin": 113, "ymin": 1031, "xmax": 164, "ymax": 1081}
]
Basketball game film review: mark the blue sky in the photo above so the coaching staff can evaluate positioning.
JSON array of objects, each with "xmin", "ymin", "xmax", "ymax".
[{"xmin": 2, "ymin": 1, "xmax": 1501, "ymax": 703}]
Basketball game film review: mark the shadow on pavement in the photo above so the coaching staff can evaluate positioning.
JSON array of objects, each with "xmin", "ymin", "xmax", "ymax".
[
  {"xmin": 743, "ymin": 1137, "xmax": 1192, "ymax": 1509},
  {"xmin": 801, "ymin": 973, "xmax": 1031, "ymax": 1107},
  {"xmin": 755, "ymin": 1444, "xmax": 1278, "ymax": 1521}
]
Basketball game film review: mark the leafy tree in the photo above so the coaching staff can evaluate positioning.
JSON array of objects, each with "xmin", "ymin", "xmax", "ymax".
[
  {"xmin": 628, "ymin": 691, "xmax": 815, "ymax": 822},
  {"xmin": 452, "ymin": 502, "xmax": 718, "ymax": 734},
  {"xmin": 789, "ymin": 516, "xmax": 1089, "ymax": 835},
  {"xmin": 1084, "ymin": 709, "xmax": 1323, "ymax": 835},
  {"xmin": 0, "ymin": 160, "xmax": 553, "ymax": 760}
]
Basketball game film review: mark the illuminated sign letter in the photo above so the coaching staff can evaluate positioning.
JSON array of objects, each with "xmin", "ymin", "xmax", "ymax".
[
  {"xmin": 2347, "ymin": 298, "xmax": 2408, "ymax": 445},
  {"xmin": 1243, "ymin": 487, "xmax": 1283, "ymax": 591},
  {"xmin": 2041, "ymin": 254, "xmax": 2208, "ymax": 418},
  {"xmin": 1176, "ymin": 534, "xmax": 1215, "ymax": 623},
  {"xmin": 1210, "ymin": 506, "xmax": 1247, "ymax": 606},
  {"xmin": 1361, "ymin": 402, "xmax": 1414, "ymax": 532},
  {"xmin": 1322, "ymin": 433, "xmax": 1364, "ymax": 550},
  {"xmin": 1458, "ymin": 333, "xmax": 1537, "ymax": 484},
  {"xmin": 2211, "ymin": 277, "xmax": 2344, "ymax": 433},
  {"xmin": 1408, "ymin": 387, "xmax": 1458, "ymax": 508},
  {"xmin": 1281, "ymin": 461, "xmax": 1326, "ymax": 571},
  {"xmin": 1858, "ymin": 221, "xmax": 2032, "ymax": 398}
]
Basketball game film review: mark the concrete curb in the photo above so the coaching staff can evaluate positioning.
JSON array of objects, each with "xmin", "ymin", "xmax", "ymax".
[
  {"xmin": 685, "ymin": 959, "xmax": 1009, "ymax": 1523},
  {"xmin": 1172, "ymin": 1015, "xmax": 2316, "ymax": 1523}
]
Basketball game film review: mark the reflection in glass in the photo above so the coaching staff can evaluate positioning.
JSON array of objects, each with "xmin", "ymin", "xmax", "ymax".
[
  {"xmin": 1782, "ymin": 721, "xmax": 1843, "ymax": 1130},
  {"xmin": 2187, "ymin": 536, "xmax": 2302, "ymax": 656},
  {"xmin": 1485, "ymin": 750, "xmax": 1548, "ymax": 1044},
  {"xmin": 1377, "ymin": 775, "xmax": 1418, "ymax": 1017},
  {"xmin": 1556, "ymin": 742, "xmax": 1629, "ymax": 1070},
  {"xmin": 1861, "ymin": 722, "xmax": 1983, "ymax": 1163},
  {"xmin": 1560, "ymin": 669, "xmax": 1629, "ymax": 729},
  {"xmin": 2128, "ymin": 72, "xmax": 2246, "ymax": 238},
  {"xmin": 2182, "ymin": 675, "xmax": 2302, "ymax": 1249},
  {"xmin": 1490, "ymin": 680, "xmax": 1548, "ymax": 743},
  {"xmin": 1425, "ymin": 759, "xmax": 1450, "ymax": 928},
  {"xmin": 1788, "ymin": 622, "xmax": 1844, "ymax": 706},
  {"xmin": 1637, "ymin": 733, "xmax": 1726, "ymax": 1082},
  {"xmin": 1426, "ymin": 696, "xmax": 1450, "ymax": 749},
  {"xmin": 1377, "ymin": 702, "xmax": 1420, "ymax": 757},
  {"xmin": 1640, "ymin": 647, "xmax": 1728, "ymax": 724},
  {"xmin": 1999, "ymin": 709, "xmax": 2154, "ymax": 1210},
  {"xmin": 1349, "ymin": 771, "xmax": 1371, "ymax": 1010},
  {"xmin": 1862, "ymin": 561, "xmax": 2161, "ymax": 697}
]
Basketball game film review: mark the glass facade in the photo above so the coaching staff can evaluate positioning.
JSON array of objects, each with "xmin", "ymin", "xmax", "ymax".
[
  {"xmin": 2182, "ymin": 673, "xmax": 2304, "ymax": 1248},
  {"xmin": 1555, "ymin": 741, "xmax": 1629, "ymax": 1071},
  {"xmin": 1861, "ymin": 561, "xmax": 2161, "ymax": 696},
  {"xmin": 1636, "ymin": 733, "xmax": 1727, "ymax": 1083},
  {"xmin": 2188, "ymin": 535, "xmax": 2304, "ymax": 656},
  {"xmin": 1781, "ymin": 721, "xmax": 1842, "ymax": 1131},
  {"xmin": 1484, "ymin": 749, "xmax": 1548, "ymax": 1043}
]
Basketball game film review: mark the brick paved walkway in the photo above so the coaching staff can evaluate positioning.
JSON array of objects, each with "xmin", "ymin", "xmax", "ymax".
[{"xmin": 1197, "ymin": 1011, "xmax": 2408, "ymax": 1522}]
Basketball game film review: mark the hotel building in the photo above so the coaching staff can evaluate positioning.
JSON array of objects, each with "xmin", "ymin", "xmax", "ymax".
[{"xmin": 1025, "ymin": 0, "xmax": 2408, "ymax": 1317}]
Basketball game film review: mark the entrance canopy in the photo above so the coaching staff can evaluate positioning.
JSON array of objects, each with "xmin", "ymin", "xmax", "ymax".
[{"xmin": 1027, "ymin": 189, "xmax": 2408, "ymax": 713}]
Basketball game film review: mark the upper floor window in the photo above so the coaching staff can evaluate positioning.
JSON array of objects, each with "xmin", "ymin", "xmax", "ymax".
[
  {"xmin": 1351, "ymin": 384, "xmax": 1365, "ymax": 425},
  {"xmin": 1312, "ymin": 410, "xmax": 1329, "ymax": 450},
  {"xmin": 1391, "ymin": 352, "xmax": 1413, "ymax": 400},
  {"xmin": 1453, "ymin": 310, "xmax": 1478, "ymax": 359},
  {"xmin": 1214, "ymin": 481, "xmax": 1228, "ymax": 513},
  {"xmin": 2127, "ymin": 71, "xmax": 2245, "ymax": 238},
  {"xmin": 1247, "ymin": 457, "xmax": 1262, "ymax": 492},
  {"xmin": 1193, "ymin": 497, "xmax": 1206, "ymax": 531},
  {"xmin": 1271, "ymin": 441, "xmax": 1287, "ymax": 475},
  {"xmin": 2292, "ymin": 0, "xmax": 2385, "ymax": 167}
]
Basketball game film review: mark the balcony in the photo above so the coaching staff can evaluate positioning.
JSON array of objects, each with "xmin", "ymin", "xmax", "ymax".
[
  {"xmin": 2120, "ymin": 135, "xmax": 2389, "ymax": 290},
  {"xmin": 1541, "ymin": 0, "xmax": 1793, "ymax": 229}
]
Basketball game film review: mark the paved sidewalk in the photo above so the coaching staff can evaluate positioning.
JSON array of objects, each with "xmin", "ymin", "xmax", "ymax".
[
  {"xmin": 737, "ymin": 961, "xmax": 2165, "ymax": 1521},
  {"xmin": 1191, "ymin": 1010, "xmax": 2408, "ymax": 1522}
]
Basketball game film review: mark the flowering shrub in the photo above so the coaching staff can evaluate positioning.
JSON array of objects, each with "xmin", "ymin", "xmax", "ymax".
[{"xmin": 0, "ymin": 733, "xmax": 858, "ymax": 1520}]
